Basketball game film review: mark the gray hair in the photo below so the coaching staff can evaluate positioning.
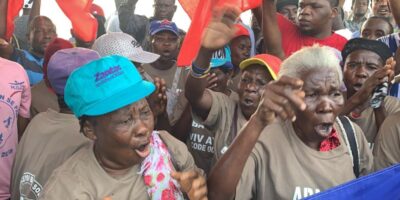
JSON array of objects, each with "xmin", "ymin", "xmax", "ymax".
[{"xmin": 278, "ymin": 45, "xmax": 343, "ymax": 84}]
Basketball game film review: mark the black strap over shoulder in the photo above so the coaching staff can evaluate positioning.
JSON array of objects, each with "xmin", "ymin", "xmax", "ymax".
[{"xmin": 338, "ymin": 115, "xmax": 360, "ymax": 178}]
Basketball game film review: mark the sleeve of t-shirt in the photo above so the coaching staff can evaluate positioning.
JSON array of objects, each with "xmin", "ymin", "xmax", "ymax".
[
  {"xmin": 383, "ymin": 96, "xmax": 400, "ymax": 115},
  {"xmin": 234, "ymin": 153, "xmax": 257, "ymax": 200},
  {"xmin": 372, "ymin": 114, "xmax": 400, "ymax": 171},
  {"xmin": 277, "ymin": 13, "xmax": 296, "ymax": 35},
  {"xmin": 353, "ymin": 123, "xmax": 373, "ymax": 176},
  {"xmin": 18, "ymin": 68, "xmax": 31, "ymax": 118},
  {"xmin": 191, "ymin": 90, "xmax": 226, "ymax": 131}
]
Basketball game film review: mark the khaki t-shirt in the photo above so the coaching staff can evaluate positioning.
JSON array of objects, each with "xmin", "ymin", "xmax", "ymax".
[
  {"xmin": 39, "ymin": 131, "xmax": 198, "ymax": 200},
  {"xmin": 373, "ymin": 112, "xmax": 400, "ymax": 171},
  {"xmin": 30, "ymin": 80, "xmax": 59, "ymax": 119},
  {"xmin": 11, "ymin": 109, "xmax": 90, "ymax": 200},
  {"xmin": 142, "ymin": 63, "xmax": 188, "ymax": 125},
  {"xmin": 192, "ymin": 90, "xmax": 247, "ymax": 161},
  {"xmin": 187, "ymin": 91, "xmax": 239, "ymax": 174},
  {"xmin": 235, "ymin": 120, "xmax": 373, "ymax": 200},
  {"xmin": 351, "ymin": 96, "xmax": 400, "ymax": 145}
]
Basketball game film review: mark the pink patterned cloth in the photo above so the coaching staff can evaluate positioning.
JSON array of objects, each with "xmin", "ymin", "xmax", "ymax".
[{"xmin": 139, "ymin": 131, "xmax": 184, "ymax": 200}]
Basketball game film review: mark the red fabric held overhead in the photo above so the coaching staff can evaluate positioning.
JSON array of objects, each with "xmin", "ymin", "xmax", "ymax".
[
  {"xmin": 56, "ymin": 0, "xmax": 98, "ymax": 42},
  {"xmin": 177, "ymin": 0, "xmax": 261, "ymax": 67},
  {"xmin": 5, "ymin": 0, "xmax": 24, "ymax": 41}
]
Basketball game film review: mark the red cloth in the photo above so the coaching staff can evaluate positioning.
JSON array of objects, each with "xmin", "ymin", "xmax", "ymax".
[
  {"xmin": 56, "ymin": 0, "xmax": 98, "ymax": 42},
  {"xmin": 319, "ymin": 128, "xmax": 341, "ymax": 152},
  {"xmin": 277, "ymin": 14, "xmax": 348, "ymax": 57},
  {"xmin": 5, "ymin": 0, "xmax": 23, "ymax": 41},
  {"xmin": 177, "ymin": 0, "xmax": 261, "ymax": 67}
]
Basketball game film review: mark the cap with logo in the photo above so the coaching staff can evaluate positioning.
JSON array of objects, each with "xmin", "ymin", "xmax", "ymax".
[
  {"xmin": 92, "ymin": 32, "xmax": 160, "ymax": 64},
  {"xmin": 239, "ymin": 54, "xmax": 282, "ymax": 80},
  {"xmin": 47, "ymin": 48, "xmax": 100, "ymax": 95},
  {"xmin": 64, "ymin": 55, "xmax": 156, "ymax": 118},
  {"xmin": 150, "ymin": 20, "xmax": 179, "ymax": 37},
  {"xmin": 210, "ymin": 46, "xmax": 233, "ymax": 69}
]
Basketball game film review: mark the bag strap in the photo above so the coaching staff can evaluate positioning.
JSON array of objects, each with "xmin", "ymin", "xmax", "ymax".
[{"xmin": 338, "ymin": 115, "xmax": 360, "ymax": 177}]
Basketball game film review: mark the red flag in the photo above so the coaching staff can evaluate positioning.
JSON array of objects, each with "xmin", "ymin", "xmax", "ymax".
[
  {"xmin": 177, "ymin": 0, "xmax": 261, "ymax": 67},
  {"xmin": 56, "ymin": 0, "xmax": 98, "ymax": 42},
  {"xmin": 5, "ymin": 0, "xmax": 23, "ymax": 41}
]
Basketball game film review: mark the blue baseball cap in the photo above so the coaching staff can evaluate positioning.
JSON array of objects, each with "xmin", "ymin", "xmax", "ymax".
[
  {"xmin": 64, "ymin": 55, "xmax": 156, "ymax": 118},
  {"xmin": 210, "ymin": 46, "xmax": 233, "ymax": 69},
  {"xmin": 150, "ymin": 20, "xmax": 179, "ymax": 36}
]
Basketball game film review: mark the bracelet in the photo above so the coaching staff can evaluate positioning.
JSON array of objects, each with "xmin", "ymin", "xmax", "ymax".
[
  {"xmin": 190, "ymin": 69, "xmax": 210, "ymax": 79},
  {"xmin": 191, "ymin": 62, "xmax": 210, "ymax": 75}
]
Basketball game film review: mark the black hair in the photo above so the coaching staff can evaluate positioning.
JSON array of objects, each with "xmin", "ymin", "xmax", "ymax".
[
  {"xmin": 28, "ymin": 16, "xmax": 55, "ymax": 33},
  {"xmin": 364, "ymin": 16, "xmax": 394, "ymax": 34},
  {"xmin": 79, "ymin": 115, "xmax": 97, "ymax": 134}
]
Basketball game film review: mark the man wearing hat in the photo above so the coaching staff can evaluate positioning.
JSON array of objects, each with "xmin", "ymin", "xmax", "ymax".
[
  {"xmin": 39, "ymin": 55, "xmax": 207, "ymax": 200},
  {"xmin": 341, "ymin": 38, "xmax": 400, "ymax": 147},
  {"xmin": 229, "ymin": 23, "xmax": 252, "ymax": 92},
  {"xmin": 187, "ymin": 46, "xmax": 239, "ymax": 175},
  {"xmin": 186, "ymin": 30, "xmax": 281, "ymax": 164},
  {"xmin": 142, "ymin": 20, "xmax": 188, "ymax": 127},
  {"xmin": 10, "ymin": 48, "xmax": 100, "ymax": 200},
  {"xmin": 118, "ymin": 0, "xmax": 181, "ymax": 46}
]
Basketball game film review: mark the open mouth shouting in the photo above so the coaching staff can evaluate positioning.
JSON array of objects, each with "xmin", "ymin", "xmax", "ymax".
[
  {"xmin": 314, "ymin": 123, "xmax": 334, "ymax": 138},
  {"xmin": 134, "ymin": 142, "xmax": 151, "ymax": 158}
]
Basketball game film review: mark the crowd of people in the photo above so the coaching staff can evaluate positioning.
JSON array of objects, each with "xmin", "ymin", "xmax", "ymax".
[{"xmin": 0, "ymin": 0, "xmax": 400, "ymax": 199}]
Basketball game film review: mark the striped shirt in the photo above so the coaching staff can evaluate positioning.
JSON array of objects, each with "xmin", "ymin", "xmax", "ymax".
[{"xmin": 10, "ymin": 49, "xmax": 44, "ymax": 86}]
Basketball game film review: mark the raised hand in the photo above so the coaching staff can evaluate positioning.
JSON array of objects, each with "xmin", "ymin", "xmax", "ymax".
[
  {"xmin": 206, "ymin": 73, "xmax": 218, "ymax": 90},
  {"xmin": 355, "ymin": 57, "xmax": 395, "ymax": 106},
  {"xmin": 171, "ymin": 170, "xmax": 207, "ymax": 200},
  {"xmin": 147, "ymin": 77, "xmax": 168, "ymax": 118},
  {"xmin": 253, "ymin": 76, "xmax": 306, "ymax": 126},
  {"xmin": 201, "ymin": 5, "xmax": 241, "ymax": 51}
]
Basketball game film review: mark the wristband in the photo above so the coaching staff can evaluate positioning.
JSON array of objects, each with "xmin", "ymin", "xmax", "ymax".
[{"xmin": 191, "ymin": 62, "xmax": 210, "ymax": 75}]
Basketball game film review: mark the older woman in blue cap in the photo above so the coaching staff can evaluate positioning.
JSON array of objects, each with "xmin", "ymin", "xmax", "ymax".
[{"xmin": 39, "ymin": 56, "xmax": 207, "ymax": 200}]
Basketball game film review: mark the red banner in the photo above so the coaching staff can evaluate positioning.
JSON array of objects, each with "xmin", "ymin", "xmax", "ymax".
[
  {"xmin": 177, "ymin": 0, "xmax": 261, "ymax": 67},
  {"xmin": 5, "ymin": 0, "xmax": 23, "ymax": 41},
  {"xmin": 56, "ymin": 0, "xmax": 97, "ymax": 42}
]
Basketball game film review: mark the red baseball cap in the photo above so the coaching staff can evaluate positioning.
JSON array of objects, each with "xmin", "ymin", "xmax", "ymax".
[{"xmin": 239, "ymin": 54, "xmax": 281, "ymax": 80}]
